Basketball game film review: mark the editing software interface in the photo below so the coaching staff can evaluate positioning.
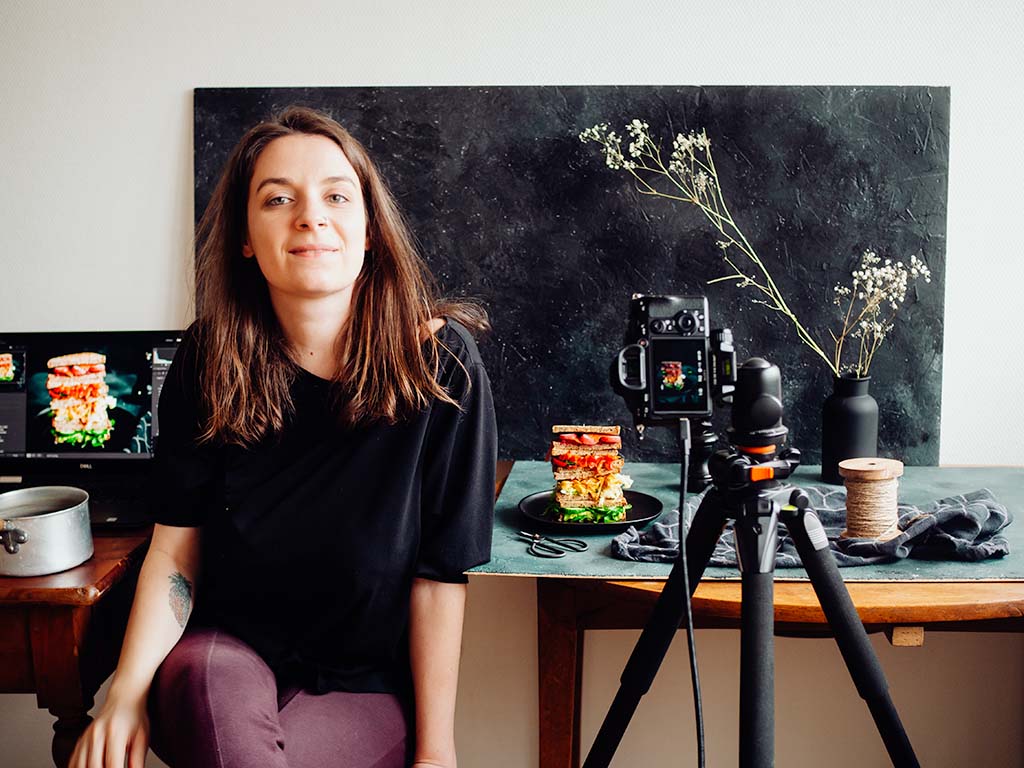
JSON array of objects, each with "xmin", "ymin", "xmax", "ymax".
[{"xmin": 0, "ymin": 331, "xmax": 181, "ymax": 462}]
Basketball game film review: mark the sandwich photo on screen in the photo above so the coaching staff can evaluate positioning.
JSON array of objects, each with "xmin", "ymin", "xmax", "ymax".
[
  {"xmin": 650, "ymin": 338, "xmax": 707, "ymax": 412},
  {"xmin": 45, "ymin": 352, "xmax": 116, "ymax": 448},
  {"xmin": 23, "ymin": 338, "xmax": 156, "ymax": 455}
]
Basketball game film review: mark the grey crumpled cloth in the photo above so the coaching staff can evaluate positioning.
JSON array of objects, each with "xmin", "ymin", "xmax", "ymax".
[{"xmin": 610, "ymin": 486, "xmax": 1013, "ymax": 567}]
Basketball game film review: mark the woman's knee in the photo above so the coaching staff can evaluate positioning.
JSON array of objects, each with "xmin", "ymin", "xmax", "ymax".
[
  {"xmin": 153, "ymin": 627, "xmax": 275, "ymax": 705},
  {"xmin": 148, "ymin": 626, "xmax": 285, "ymax": 768}
]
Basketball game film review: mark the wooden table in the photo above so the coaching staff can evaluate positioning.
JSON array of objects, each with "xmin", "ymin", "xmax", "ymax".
[
  {"xmin": 8, "ymin": 464, "xmax": 1024, "ymax": 768},
  {"xmin": 488, "ymin": 463, "xmax": 1024, "ymax": 768},
  {"xmin": 0, "ymin": 530, "xmax": 149, "ymax": 768}
]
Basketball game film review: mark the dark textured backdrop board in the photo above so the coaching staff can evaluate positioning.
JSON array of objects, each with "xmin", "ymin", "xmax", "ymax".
[{"xmin": 194, "ymin": 86, "xmax": 948, "ymax": 464}]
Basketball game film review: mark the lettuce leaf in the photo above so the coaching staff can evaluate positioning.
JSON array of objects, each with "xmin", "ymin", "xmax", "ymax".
[{"xmin": 545, "ymin": 501, "xmax": 631, "ymax": 524}]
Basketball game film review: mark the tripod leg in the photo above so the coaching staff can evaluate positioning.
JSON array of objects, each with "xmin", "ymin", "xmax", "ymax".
[
  {"xmin": 739, "ymin": 572, "xmax": 774, "ymax": 768},
  {"xmin": 782, "ymin": 496, "xmax": 920, "ymax": 768},
  {"xmin": 733, "ymin": 499, "xmax": 783, "ymax": 768},
  {"xmin": 582, "ymin": 491, "xmax": 727, "ymax": 768}
]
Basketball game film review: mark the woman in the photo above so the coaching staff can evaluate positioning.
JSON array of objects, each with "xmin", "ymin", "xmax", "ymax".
[{"xmin": 70, "ymin": 106, "xmax": 497, "ymax": 768}]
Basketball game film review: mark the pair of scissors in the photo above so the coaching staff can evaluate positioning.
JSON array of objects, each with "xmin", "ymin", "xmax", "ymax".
[{"xmin": 517, "ymin": 531, "xmax": 589, "ymax": 558}]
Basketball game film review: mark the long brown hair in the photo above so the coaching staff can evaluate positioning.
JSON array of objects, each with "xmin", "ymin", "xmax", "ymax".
[{"xmin": 192, "ymin": 106, "xmax": 488, "ymax": 446}]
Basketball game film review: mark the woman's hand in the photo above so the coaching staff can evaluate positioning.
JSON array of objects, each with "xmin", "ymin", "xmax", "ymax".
[{"xmin": 68, "ymin": 687, "xmax": 150, "ymax": 768}]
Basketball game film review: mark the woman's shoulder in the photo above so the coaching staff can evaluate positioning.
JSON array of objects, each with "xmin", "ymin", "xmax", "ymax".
[
  {"xmin": 430, "ymin": 316, "xmax": 485, "ymax": 369},
  {"xmin": 167, "ymin": 320, "xmax": 201, "ymax": 377}
]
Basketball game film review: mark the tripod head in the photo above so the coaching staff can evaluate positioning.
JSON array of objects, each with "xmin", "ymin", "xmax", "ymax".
[{"xmin": 709, "ymin": 357, "xmax": 801, "ymax": 495}]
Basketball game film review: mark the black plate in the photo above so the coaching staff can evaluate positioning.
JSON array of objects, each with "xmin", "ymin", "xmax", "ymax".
[{"xmin": 518, "ymin": 489, "xmax": 664, "ymax": 533}]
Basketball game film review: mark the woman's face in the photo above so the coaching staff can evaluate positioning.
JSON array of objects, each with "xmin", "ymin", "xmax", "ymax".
[{"xmin": 242, "ymin": 134, "xmax": 368, "ymax": 304}]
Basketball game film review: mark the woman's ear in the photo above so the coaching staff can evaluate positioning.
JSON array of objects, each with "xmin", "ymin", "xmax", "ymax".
[{"xmin": 242, "ymin": 242, "xmax": 254, "ymax": 258}]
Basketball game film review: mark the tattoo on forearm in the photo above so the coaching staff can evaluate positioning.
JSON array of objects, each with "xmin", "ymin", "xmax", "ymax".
[{"xmin": 168, "ymin": 572, "xmax": 193, "ymax": 628}]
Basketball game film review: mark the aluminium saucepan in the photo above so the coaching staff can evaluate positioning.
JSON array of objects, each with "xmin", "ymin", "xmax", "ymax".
[{"xmin": 0, "ymin": 486, "xmax": 94, "ymax": 577}]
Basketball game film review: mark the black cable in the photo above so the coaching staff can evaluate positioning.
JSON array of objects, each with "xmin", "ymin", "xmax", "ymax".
[{"xmin": 678, "ymin": 418, "xmax": 705, "ymax": 768}]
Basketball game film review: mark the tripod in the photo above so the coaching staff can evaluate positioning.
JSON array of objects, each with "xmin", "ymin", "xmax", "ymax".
[{"xmin": 584, "ymin": 441, "xmax": 920, "ymax": 768}]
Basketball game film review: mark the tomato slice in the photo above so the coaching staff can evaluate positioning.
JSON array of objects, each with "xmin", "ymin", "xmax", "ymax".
[
  {"xmin": 578, "ymin": 433, "xmax": 599, "ymax": 445},
  {"xmin": 559, "ymin": 434, "xmax": 581, "ymax": 444},
  {"xmin": 598, "ymin": 435, "xmax": 621, "ymax": 444}
]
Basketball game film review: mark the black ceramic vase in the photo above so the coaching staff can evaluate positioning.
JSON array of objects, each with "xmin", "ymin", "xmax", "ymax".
[{"xmin": 821, "ymin": 375, "xmax": 878, "ymax": 484}]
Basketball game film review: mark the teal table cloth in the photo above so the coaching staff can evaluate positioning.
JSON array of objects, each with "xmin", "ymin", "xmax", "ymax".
[{"xmin": 469, "ymin": 462, "xmax": 1024, "ymax": 581}]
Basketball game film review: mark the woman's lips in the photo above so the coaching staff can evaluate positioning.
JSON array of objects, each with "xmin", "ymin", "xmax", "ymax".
[{"xmin": 289, "ymin": 246, "xmax": 339, "ymax": 257}]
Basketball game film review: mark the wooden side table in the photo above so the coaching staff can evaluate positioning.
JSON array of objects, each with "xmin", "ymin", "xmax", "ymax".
[
  {"xmin": 486, "ymin": 460, "xmax": 1024, "ymax": 768},
  {"xmin": 0, "ymin": 530, "xmax": 150, "ymax": 768},
  {"xmin": 536, "ymin": 574, "xmax": 1024, "ymax": 768}
]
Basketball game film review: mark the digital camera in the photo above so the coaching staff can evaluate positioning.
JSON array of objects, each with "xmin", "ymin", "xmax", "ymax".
[{"xmin": 611, "ymin": 295, "xmax": 736, "ymax": 426}]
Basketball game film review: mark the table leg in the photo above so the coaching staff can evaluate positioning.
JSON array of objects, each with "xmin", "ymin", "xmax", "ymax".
[
  {"xmin": 49, "ymin": 707, "xmax": 93, "ymax": 768},
  {"xmin": 537, "ymin": 580, "xmax": 584, "ymax": 768},
  {"xmin": 29, "ymin": 605, "xmax": 99, "ymax": 768}
]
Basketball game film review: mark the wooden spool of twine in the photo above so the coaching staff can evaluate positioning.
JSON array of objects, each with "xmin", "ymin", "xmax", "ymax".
[{"xmin": 838, "ymin": 458, "xmax": 904, "ymax": 540}]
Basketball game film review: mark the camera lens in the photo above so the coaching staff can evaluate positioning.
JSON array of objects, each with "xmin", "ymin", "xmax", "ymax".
[{"xmin": 677, "ymin": 312, "xmax": 697, "ymax": 334}]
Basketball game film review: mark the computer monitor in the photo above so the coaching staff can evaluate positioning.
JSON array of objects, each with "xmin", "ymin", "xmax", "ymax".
[{"xmin": 0, "ymin": 330, "xmax": 182, "ymax": 482}]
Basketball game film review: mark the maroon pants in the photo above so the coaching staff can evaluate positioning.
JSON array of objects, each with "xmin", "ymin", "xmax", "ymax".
[{"xmin": 148, "ymin": 626, "xmax": 411, "ymax": 768}]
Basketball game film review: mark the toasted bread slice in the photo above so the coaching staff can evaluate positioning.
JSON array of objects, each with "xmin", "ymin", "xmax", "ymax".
[
  {"xmin": 553, "ymin": 494, "xmax": 596, "ymax": 509},
  {"xmin": 553, "ymin": 466, "xmax": 623, "ymax": 482},
  {"xmin": 47, "ymin": 352, "xmax": 106, "ymax": 369},
  {"xmin": 552, "ymin": 462, "xmax": 622, "ymax": 481},
  {"xmin": 554, "ymin": 490, "xmax": 628, "ymax": 509},
  {"xmin": 46, "ymin": 373, "xmax": 108, "ymax": 390},
  {"xmin": 551, "ymin": 424, "xmax": 620, "ymax": 435},
  {"xmin": 550, "ymin": 441, "xmax": 620, "ymax": 456}
]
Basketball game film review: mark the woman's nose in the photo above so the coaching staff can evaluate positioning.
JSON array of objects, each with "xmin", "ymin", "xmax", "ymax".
[{"xmin": 295, "ymin": 201, "xmax": 328, "ymax": 230}]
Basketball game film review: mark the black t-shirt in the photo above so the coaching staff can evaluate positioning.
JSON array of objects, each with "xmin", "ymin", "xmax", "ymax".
[{"xmin": 152, "ymin": 318, "xmax": 497, "ymax": 695}]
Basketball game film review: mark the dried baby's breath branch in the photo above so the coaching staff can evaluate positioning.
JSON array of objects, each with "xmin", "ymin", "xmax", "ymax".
[
  {"xmin": 831, "ymin": 251, "xmax": 931, "ymax": 376},
  {"xmin": 580, "ymin": 121, "xmax": 932, "ymax": 378},
  {"xmin": 580, "ymin": 120, "xmax": 836, "ymax": 373}
]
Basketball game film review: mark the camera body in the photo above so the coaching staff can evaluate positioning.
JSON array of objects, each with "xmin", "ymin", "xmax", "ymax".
[{"xmin": 612, "ymin": 295, "xmax": 736, "ymax": 427}]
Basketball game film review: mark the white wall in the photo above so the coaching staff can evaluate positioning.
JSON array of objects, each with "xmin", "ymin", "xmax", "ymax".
[{"xmin": 3, "ymin": 1, "xmax": 1023, "ymax": 766}]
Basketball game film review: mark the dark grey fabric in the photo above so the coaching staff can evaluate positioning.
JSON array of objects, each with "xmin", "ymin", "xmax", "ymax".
[{"xmin": 610, "ymin": 486, "xmax": 1013, "ymax": 567}]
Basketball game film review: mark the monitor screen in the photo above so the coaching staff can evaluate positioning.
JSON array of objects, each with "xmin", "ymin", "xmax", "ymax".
[{"xmin": 0, "ymin": 331, "xmax": 182, "ymax": 465}]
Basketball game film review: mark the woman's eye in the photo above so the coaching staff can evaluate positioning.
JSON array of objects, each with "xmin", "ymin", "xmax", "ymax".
[
  {"xmin": 327, "ymin": 193, "xmax": 348, "ymax": 204},
  {"xmin": 266, "ymin": 196, "xmax": 290, "ymax": 206}
]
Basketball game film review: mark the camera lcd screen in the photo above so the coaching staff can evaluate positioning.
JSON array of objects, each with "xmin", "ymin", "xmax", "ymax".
[{"xmin": 649, "ymin": 337, "xmax": 710, "ymax": 416}]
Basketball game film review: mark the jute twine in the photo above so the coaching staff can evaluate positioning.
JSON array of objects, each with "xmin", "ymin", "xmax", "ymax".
[{"xmin": 838, "ymin": 458, "xmax": 904, "ymax": 541}]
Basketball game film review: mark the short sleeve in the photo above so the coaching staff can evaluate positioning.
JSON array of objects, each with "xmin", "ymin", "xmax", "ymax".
[
  {"xmin": 417, "ymin": 357, "xmax": 498, "ymax": 583},
  {"xmin": 151, "ymin": 326, "xmax": 221, "ymax": 527}
]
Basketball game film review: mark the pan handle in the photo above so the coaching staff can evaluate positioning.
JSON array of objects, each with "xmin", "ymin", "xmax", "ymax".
[{"xmin": 1, "ymin": 522, "xmax": 28, "ymax": 555}]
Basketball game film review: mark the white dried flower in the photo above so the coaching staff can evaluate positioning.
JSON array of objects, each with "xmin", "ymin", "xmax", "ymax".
[{"xmin": 695, "ymin": 170, "xmax": 710, "ymax": 195}]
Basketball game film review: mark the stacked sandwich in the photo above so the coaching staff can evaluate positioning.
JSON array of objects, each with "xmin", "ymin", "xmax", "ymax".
[
  {"xmin": 0, "ymin": 353, "xmax": 12, "ymax": 382},
  {"xmin": 46, "ymin": 352, "xmax": 116, "ymax": 447},
  {"xmin": 547, "ymin": 424, "xmax": 633, "ymax": 523}
]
